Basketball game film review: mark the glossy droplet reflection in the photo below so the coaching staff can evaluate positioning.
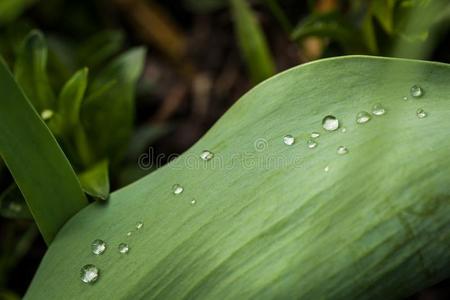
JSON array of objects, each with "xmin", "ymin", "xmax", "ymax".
[
  {"xmin": 322, "ymin": 115, "xmax": 339, "ymax": 131},
  {"xmin": 337, "ymin": 146, "xmax": 349, "ymax": 155},
  {"xmin": 307, "ymin": 139, "xmax": 317, "ymax": 149},
  {"xmin": 410, "ymin": 85, "xmax": 423, "ymax": 98},
  {"xmin": 356, "ymin": 111, "xmax": 371, "ymax": 124},
  {"xmin": 136, "ymin": 221, "xmax": 143, "ymax": 230},
  {"xmin": 191, "ymin": 199, "xmax": 197, "ymax": 205},
  {"xmin": 81, "ymin": 265, "xmax": 99, "ymax": 284},
  {"xmin": 118, "ymin": 243, "xmax": 130, "ymax": 254},
  {"xmin": 200, "ymin": 150, "xmax": 214, "ymax": 161},
  {"xmin": 372, "ymin": 103, "xmax": 386, "ymax": 116},
  {"xmin": 283, "ymin": 135, "xmax": 295, "ymax": 145},
  {"xmin": 416, "ymin": 108, "xmax": 428, "ymax": 119},
  {"xmin": 172, "ymin": 184, "xmax": 184, "ymax": 195},
  {"xmin": 91, "ymin": 239, "xmax": 106, "ymax": 255},
  {"xmin": 311, "ymin": 132, "xmax": 320, "ymax": 138}
]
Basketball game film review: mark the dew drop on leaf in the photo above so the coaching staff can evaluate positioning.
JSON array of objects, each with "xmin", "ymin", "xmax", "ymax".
[
  {"xmin": 283, "ymin": 135, "xmax": 295, "ymax": 145},
  {"xmin": 416, "ymin": 108, "xmax": 428, "ymax": 119},
  {"xmin": 372, "ymin": 103, "xmax": 386, "ymax": 116},
  {"xmin": 191, "ymin": 199, "xmax": 197, "ymax": 205},
  {"xmin": 324, "ymin": 166, "xmax": 330, "ymax": 172},
  {"xmin": 410, "ymin": 85, "xmax": 423, "ymax": 98},
  {"xmin": 403, "ymin": 96, "xmax": 409, "ymax": 101},
  {"xmin": 337, "ymin": 146, "xmax": 349, "ymax": 155},
  {"xmin": 322, "ymin": 115, "xmax": 339, "ymax": 131},
  {"xmin": 311, "ymin": 132, "xmax": 320, "ymax": 138},
  {"xmin": 81, "ymin": 264, "xmax": 99, "ymax": 284},
  {"xmin": 200, "ymin": 150, "xmax": 214, "ymax": 161},
  {"xmin": 136, "ymin": 221, "xmax": 143, "ymax": 230},
  {"xmin": 307, "ymin": 139, "xmax": 317, "ymax": 149},
  {"xmin": 118, "ymin": 243, "xmax": 130, "ymax": 254},
  {"xmin": 127, "ymin": 231, "xmax": 133, "ymax": 237},
  {"xmin": 91, "ymin": 239, "xmax": 107, "ymax": 255},
  {"xmin": 172, "ymin": 184, "xmax": 184, "ymax": 195},
  {"xmin": 356, "ymin": 111, "xmax": 371, "ymax": 124}
]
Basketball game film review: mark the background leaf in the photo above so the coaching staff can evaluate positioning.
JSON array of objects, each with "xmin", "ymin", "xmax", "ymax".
[
  {"xmin": 0, "ymin": 58, "xmax": 87, "ymax": 244},
  {"xmin": 78, "ymin": 160, "xmax": 110, "ymax": 200},
  {"xmin": 25, "ymin": 56, "xmax": 450, "ymax": 299},
  {"xmin": 0, "ymin": 184, "xmax": 32, "ymax": 219},
  {"xmin": 231, "ymin": 0, "xmax": 276, "ymax": 83}
]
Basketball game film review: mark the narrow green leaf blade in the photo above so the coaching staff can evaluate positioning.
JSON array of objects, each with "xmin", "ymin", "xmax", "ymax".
[
  {"xmin": 231, "ymin": 0, "xmax": 276, "ymax": 83},
  {"xmin": 25, "ymin": 56, "xmax": 450, "ymax": 299},
  {"xmin": 78, "ymin": 160, "xmax": 110, "ymax": 200},
  {"xmin": 13, "ymin": 30, "xmax": 56, "ymax": 113},
  {"xmin": 0, "ymin": 58, "xmax": 87, "ymax": 244}
]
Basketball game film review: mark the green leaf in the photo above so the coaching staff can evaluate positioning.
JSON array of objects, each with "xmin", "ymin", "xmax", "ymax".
[
  {"xmin": 25, "ymin": 56, "xmax": 450, "ymax": 298},
  {"xmin": 0, "ymin": 0, "xmax": 36, "ymax": 24},
  {"xmin": 231, "ymin": 0, "xmax": 276, "ymax": 83},
  {"xmin": 0, "ymin": 57, "xmax": 87, "ymax": 244},
  {"xmin": 81, "ymin": 48, "xmax": 146, "ymax": 166},
  {"xmin": 0, "ymin": 183, "xmax": 32, "ymax": 219},
  {"xmin": 13, "ymin": 30, "xmax": 56, "ymax": 113},
  {"xmin": 371, "ymin": 0, "xmax": 397, "ymax": 34},
  {"xmin": 78, "ymin": 160, "xmax": 110, "ymax": 200},
  {"xmin": 56, "ymin": 67, "xmax": 89, "ymax": 133},
  {"xmin": 183, "ymin": 0, "xmax": 228, "ymax": 13}
]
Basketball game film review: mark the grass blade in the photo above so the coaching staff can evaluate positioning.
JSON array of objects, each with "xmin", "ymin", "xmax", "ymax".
[{"xmin": 0, "ymin": 58, "xmax": 87, "ymax": 244}]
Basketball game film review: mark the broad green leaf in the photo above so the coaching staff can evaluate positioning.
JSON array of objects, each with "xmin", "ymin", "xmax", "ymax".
[
  {"xmin": 81, "ymin": 48, "xmax": 146, "ymax": 166},
  {"xmin": 0, "ymin": 58, "xmax": 87, "ymax": 244},
  {"xmin": 76, "ymin": 30, "xmax": 125, "ymax": 70},
  {"xmin": 25, "ymin": 56, "xmax": 450, "ymax": 298},
  {"xmin": 231, "ymin": 0, "xmax": 276, "ymax": 83},
  {"xmin": 0, "ymin": 0, "xmax": 35, "ymax": 24},
  {"xmin": 57, "ymin": 68, "xmax": 88, "ymax": 133},
  {"xmin": 13, "ymin": 30, "xmax": 56, "ymax": 113},
  {"xmin": 78, "ymin": 160, "xmax": 110, "ymax": 201},
  {"xmin": 0, "ymin": 183, "xmax": 32, "ymax": 219}
]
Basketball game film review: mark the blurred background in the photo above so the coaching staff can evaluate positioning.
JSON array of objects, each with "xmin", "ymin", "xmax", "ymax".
[{"xmin": 0, "ymin": 0, "xmax": 449, "ymax": 298}]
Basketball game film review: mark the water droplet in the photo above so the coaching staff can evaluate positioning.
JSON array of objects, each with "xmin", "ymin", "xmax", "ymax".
[
  {"xmin": 310, "ymin": 132, "xmax": 320, "ymax": 138},
  {"xmin": 337, "ymin": 146, "xmax": 349, "ymax": 155},
  {"xmin": 356, "ymin": 111, "xmax": 371, "ymax": 124},
  {"xmin": 118, "ymin": 243, "xmax": 130, "ymax": 254},
  {"xmin": 372, "ymin": 103, "xmax": 386, "ymax": 116},
  {"xmin": 410, "ymin": 85, "xmax": 423, "ymax": 98},
  {"xmin": 172, "ymin": 184, "xmax": 184, "ymax": 195},
  {"xmin": 306, "ymin": 139, "xmax": 317, "ymax": 149},
  {"xmin": 126, "ymin": 231, "xmax": 132, "ymax": 237},
  {"xmin": 200, "ymin": 150, "xmax": 214, "ymax": 161},
  {"xmin": 91, "ymin": 239, "xmax": 107, "ymax": 255},
  {"xmin": 136, "ymin": 221, "xmax": 144, "ymax": 230},
  {"xmin": 40, "ymin": 109, "xmax": 54, "ymax": 120},
  {"xmin": 190, "ymin": 199, "xmax": 196, "ymax": 205},
  {"xmin": 340, "ymin": 127, "xmax": 347, "ymax": 133},
  {"xmin": 416, "ymin": 108, "xmax": 428, "ymax": 119},
  {"xmin": 402, "ymin": 96, "xmax": 409, "ymax": 101},
  {"xmin": 322, "ymin": 115, "xmax": 339, "ymax": 131},
  {"xmin": 81, "ymin": 265, "xmax": 99, "ymax": 284},
  {"xmin": 324, "ymin": 166, "xmax": 330, "ymax": 172},
  {"xmin": 283, "ymin": 135, "xmax": 295, "ymax": 145}
]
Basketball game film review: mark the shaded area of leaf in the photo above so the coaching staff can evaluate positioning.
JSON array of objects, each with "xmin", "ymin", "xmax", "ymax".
[
  {"xmin": 0, "ymin": 184, "xmax": 32, "ymax": 219},
  {"xmin": 78, "ymin": 160, "xmax": 110, "ymax": 200}
]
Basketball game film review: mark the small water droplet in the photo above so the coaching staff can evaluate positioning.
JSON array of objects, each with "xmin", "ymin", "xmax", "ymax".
[
  {"xmin": 81, "ymin": 264, "xmax": 99, "ymax": 284},
  {"xmin": 356, "ymin": 111, "xmax": 371, "ymax": 124},
  {"xmin": 172, "ymin": 184, "xmax": 184, "ymax": 195},
  {"xmin": 126, "ymin": 231, "xmax": 132, "ymax": 237},
  {"xmin": 340, "ymin": 127, "xmax": 347, "ymax": 133},
  {"xmin": 283, "ymin": 135, "xmax": 295, "ymax": 145},
  {"xmin": 91, "ymin": 239, "xmax": 106, "ymax": 255},
  {"xmin": 118, "ymin": 243, "xmax": 130, "ymax": 254},
  {"xmin": 191, "ymin": 199, "xmax": 196, "ymax": 205},
  {"xmin": 416, "ymin": 108, "xmax": 428, "ymax": 119},
  {"xmin": 306, "ymin": 139, "xmax": 317, "ymax": 149},
  {"xmin": 40, "ymin": 109, "xmax": 54, "ymax": 120},
  {"xmin": 372, "ymin": 103, "xmax": 386, "ymax": 116},
  {"xmin": 200, "ymin": 150, "xmax": 214, "ymax": 161},
  {"xmin": 310, "ymin": 132, "xmax": 320, "ymax": 138},
  {"xmin": 410, "ymin": 85, "xmax": 423, "ymax": 98},
  {"xmin": 324, "ymin": 166, "xmax": 330, "ymax": 172},
  {"xmin": 322, "ymin": 115, "xmax": 339, "ymax": 131},
  {"xmin": 136, "ymin": 221, "xmax": 144, "ymax": 230},
  {"xmin": 402, "ymin": 96, "xmax": 409, "ymax": 101},
  {"xmin": 337, "ymin": 146, "xmax": 349, "ymax": 155}
]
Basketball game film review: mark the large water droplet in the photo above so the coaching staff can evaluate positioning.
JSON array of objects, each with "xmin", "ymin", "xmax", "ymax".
[
  {"xmin": 372, "ymin": 103, "xmax": 386, "ymax": 116},
  {"xmin": 337, "ymin": 146, "xmax": 349, "ymax": 155},
  {"xmin": 40, "ymin": 109, "xmax": 54, "ymax": 120},
  {"xmin": 200, "ymin": 150, "xmax": 214, "ymax": 161},
  {"xmin": 307, "ymin": 139, "xmax": 317, "ymax": 149},
  {"xmin": 416, "ymin": 108, "xmax": 428, "ymax": 119},
  {"xmin": 322, "ymin": 115, "xmax": 339, "ymax": 131},
  {"xmin": 310, "ymin": 132, "xmax": 320, "ymax": 138},
  {"xmin": 410, "ymin": 85, "xmax": 423, "ymax": 98},
  {"xmin": 81, "ymin": 265, "xmax": 99, "ymax": 284},
  {"xmin": 91, "ymin": 239, "xmax": 106, "ymax": 255},
  {"xmin": 356, "ymin": 111, "xmax": 371, "ymax": 124},
  {"xmin": 136, "ymin": 221, "xmax": 144, "ymax": 230},
  {"xmin": 172, "ymin": 184, "xmax": 184, "ymax": 195},
  {"xmin": 283, "ymin": 135, "xmax": 295, "ymax": 145},
  {"xmin": 118, "ymin": 243, "xmax": 130, "ymax": 254}
]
